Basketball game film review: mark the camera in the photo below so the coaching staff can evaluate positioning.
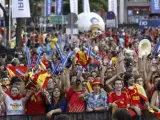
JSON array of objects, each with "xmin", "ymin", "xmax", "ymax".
[{"xmin": 76, "ymin": 79, "xmax": 81, "ymax": 85}]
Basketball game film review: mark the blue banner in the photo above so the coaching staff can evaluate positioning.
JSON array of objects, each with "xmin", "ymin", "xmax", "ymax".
[
  {"xmin": 46, "ymin": 0, "xmax": 52, "ymax": 17},
  {"xmin": 139, "ymin": 19, "xmax": 160, "ymax": 28},
  {"xmin": 55, "ymin": 0, "xmax": 63, "ymax": 15},
  {"xmin": 151, "ymin": 0, "xmax": 160, "ymax": 14},
  {"xmin": 153, "ymin": 39, "xmax": 160, "ymax": 57}
]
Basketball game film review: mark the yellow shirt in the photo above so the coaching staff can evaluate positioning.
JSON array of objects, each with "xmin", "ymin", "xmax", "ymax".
[
  {"xmin": 10, "ymin": 40, "xmax": 15, "ymax": 49},
  {"xmin": 51, "ymin": 37, "xmax": 58, "ymax": 49},
  {"xmin": 111, "ymin": 57, "xmax": 117, "ymax": 64}
]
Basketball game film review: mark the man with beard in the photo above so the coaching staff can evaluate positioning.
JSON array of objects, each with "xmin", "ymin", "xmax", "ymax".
[{"xmin": 65, "ymin": 72, "xmax": 86, "ymax": 112}]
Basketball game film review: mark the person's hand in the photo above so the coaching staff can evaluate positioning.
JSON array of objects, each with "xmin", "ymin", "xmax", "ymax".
[
  {"xmin": 46, "ymin": 110, "xmax": 54, "ymax": 119},
  {"xmin": 150, "ymin": 65, "xmax": 158, "ymax": 72},
  {"xmin": 87, "ymin": 108, "xmax": 93, "ymax": 112},
  {"xmin": 78, "ymin": 94, "xmax": 84, "ymax": 99},
  {"xmin": 43, "ymin": 89, "xmax": 50, "ymax": 98},
  {"xmin": 134, "ymin": 106, "xmax": 141, "ymax": 116},
  {"xmin": 26, "ymin": 89, "xmax": 33, "ymax": 98},
  {"xmin": 112, "ymin": 103, "xmax": 118, "ymax": 108}
]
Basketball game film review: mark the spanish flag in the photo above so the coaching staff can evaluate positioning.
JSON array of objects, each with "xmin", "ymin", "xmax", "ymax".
[
  {"xmin": 135, "ymin": 84, "xmax": 148, "ymax": 101},
  {"xmin": 33, "ymin": 71, "xmax": 50, "ymax": 89},
  {"xmin": 7, "ymin": 66, "xmax": 27, "ymax": 77},
  {"xmin": 76, "ymin": 50, "xmax": 91, "ymax": 68}
]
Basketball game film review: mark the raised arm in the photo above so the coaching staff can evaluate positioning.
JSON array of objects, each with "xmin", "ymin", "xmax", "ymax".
[
  {"xmin": 105, "ymin": 74, "xmax": 121, "ymax": 91},
  {"xmin": 0, "ymin": 85, "xmax": 6, "ymax": 99},
  {"xmin": 64, "ymin": 69, "xmax": 71, "ymax": 92}
]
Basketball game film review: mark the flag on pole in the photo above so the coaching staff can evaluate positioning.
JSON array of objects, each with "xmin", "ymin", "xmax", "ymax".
[
  {"xmin": 12, "ymin": 0, "xmax": 31, "ymax": 18},
  {"xmin": 0, "ymin": 0, "xmax": 5, "ymax": 17},
  {"xmin": 46, "ymin": 0, "xmax": 52, "ymax": 17},
  {"xmin": 82, "ymin": 0, "xmax": 90, "ymax": 13},
  {"xmin": 70, "ymin": 0, "xmax": 78, "ymax": 14},
  {"xmin": 153, "ymin": 39, "xmax": 160, "ymax": 57},
  {"xmin": 108, "ymin": 0, "xmax": 117, "ymax": 16},
  {"xmin": 55, "ymin": 0, "xmax": 63, "ymax": 15}
]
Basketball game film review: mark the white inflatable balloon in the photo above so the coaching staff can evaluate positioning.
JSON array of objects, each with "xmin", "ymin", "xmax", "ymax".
[{"xmin": 78, "ymin": 12, "xmax": 105, "ymax": 32}]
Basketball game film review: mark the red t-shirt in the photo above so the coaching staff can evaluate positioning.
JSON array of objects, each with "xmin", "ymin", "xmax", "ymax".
[
  {"xmin": 108, "ymin": 91, "xmax": 129, "ymax": 108},
  {"xmin": 25, "ymin": 91, "xmax": 45, "ymax": 114},
  {"xmin": 66, "ymin": 88, "xmax": 85, "ymax": 112},
  {"xmin": 42, "ymin": 59, "xmax": 49, "ymax": 67}
]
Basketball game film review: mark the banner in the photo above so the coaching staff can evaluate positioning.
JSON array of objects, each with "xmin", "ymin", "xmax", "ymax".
[
  {"xmin": 46, "ymin": 0, "xmax": 52, "ymax": 16},
  {"xmin": 108, "ymin": 0, "xmax": 117, "ymax": 16},
  {"xmin": 151, "ymin": 0, "xmax": 160, "ymax": 14},
  {"xmin": 70, "ymin": 0, "xmax": 78, "ymax": 15},
  {"xmin": 83, "ymin": 0, "xmax": 90, "ymax": 13},
  {"xmin": 55, "ymin": 0, "xmax": 63, "ymax": 15},
  {"xmin": 12, "ymin": 0, "xmax": 31, "ymax": 18},
  {"xmin": 153, "ymin": 39, "xmax": 160, "ymax": 57},
  {"xmin": 139, "ymin": 19, "xmax": 160, "ymax": 28},
  {"xmin": 0, "ymin": 0, "xmax": 5, "ymax": 17}
]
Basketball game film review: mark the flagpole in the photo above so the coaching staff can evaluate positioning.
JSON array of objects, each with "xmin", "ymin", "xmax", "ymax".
[{"xmin": 8, "ymin": 0, "xmax": 12, "ymax": 47}]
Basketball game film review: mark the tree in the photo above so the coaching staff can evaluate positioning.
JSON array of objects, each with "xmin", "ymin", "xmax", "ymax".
[
  {"xmin": 16, "ymin": 0, "xmax": 43, "ymax": 49},
  {"xmin": 0, "ymin": 0, "xmax": 43, "ymax": 49}
]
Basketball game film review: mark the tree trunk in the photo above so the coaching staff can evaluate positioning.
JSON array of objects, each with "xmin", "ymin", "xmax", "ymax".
[{"xmin": 16, "ymin": 18, "xmax": 24, "ymax": 49}]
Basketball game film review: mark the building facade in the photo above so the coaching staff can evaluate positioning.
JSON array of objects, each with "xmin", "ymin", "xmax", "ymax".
[{"xmin": 118, "ymin": 0, "xmax": 151, "ymax": 24}]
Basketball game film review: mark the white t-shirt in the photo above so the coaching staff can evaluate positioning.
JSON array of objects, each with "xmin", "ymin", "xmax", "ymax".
[
  {"xmin": 94, "ymin": 95, "xmax": 99, "ymax": 100},
  {"xmin": 5, "ymin": 95, "xmax": 24, "ymax": 115}
]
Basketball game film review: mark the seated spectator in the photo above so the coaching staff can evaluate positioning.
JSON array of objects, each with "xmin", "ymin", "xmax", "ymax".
[{"xmin": 87, "ymin": 80, "xmax": 107, "ymax": 111}]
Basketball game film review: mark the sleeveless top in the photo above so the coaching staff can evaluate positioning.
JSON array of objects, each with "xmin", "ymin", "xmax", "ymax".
[
  {"xmin": 5, "ymin": 95, "xmax": 24, "ymax": 115},
  {"xmin": 155, "ymin": 93, "xmax": 160, "ymax": 109}
]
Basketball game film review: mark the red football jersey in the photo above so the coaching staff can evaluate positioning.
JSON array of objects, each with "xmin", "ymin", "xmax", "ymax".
[
  {"xmin": 25, "ymin": 91, "xmax": 45, "ymax": 114},
  {"xmin": 108, "ymin": 91, "xmax": 129, "ymax": 108},
  {"xmin": 126, "ymin": 85, "xmax": 141, "ymax": 107},
  {"xmin": 66, "ymin": 88, "xmax": 85, "ymax": 112}
]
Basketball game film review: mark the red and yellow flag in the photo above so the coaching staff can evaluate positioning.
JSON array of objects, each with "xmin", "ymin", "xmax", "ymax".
[
  {"xmin": 76, "ymin": 50, "xmax": 91, "ymax": 68},
  {"xmin": 7, "ymin": 66, "xmax": 27, "ymax": 77},
  {"xmin": 33, "ymin": 71, "xmax": 50, "ymax": 89},
  {"xmin": 135, "ymin": 84, "xmax": 148, "ymax": 101}
]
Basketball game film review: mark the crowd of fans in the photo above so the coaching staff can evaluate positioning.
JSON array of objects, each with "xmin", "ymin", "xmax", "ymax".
[{"xmin": 0, "ymin": 28, "xmax": 159, "ymax": 120}]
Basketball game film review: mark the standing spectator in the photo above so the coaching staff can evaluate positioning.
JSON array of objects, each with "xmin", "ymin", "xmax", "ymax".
[
  {"xmin": 65, "ymin": 73, "xmax": 86, "ymax": 112},
  {"xmin": 87, "ymin": 80, "xmax": 107, "ymax": 111},
  {"xmin": 46, "ymin": 87, "xmax": 66, "ymax": 119},
  {"xmin": 108, "ymin": 79, "xmax": 129, "ymax": 109},
  {"xmin": 0, "ymin": 85, "xmax": 32, "ymax": 115},
  {"xmin": 151, "ymin": 80, "xmax": 160, "ymax": 112}
]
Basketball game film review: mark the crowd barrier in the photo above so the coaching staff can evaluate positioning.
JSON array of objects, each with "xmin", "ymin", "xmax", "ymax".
[{"xmin": 0, "ymin": 110, "xmax": 159, "ymax": 120}]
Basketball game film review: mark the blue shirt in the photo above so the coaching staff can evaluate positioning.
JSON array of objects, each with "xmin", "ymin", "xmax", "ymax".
[
  {"xmin": 87, "ymin": 91, "xmax": 107, "ymax": 109},
  {"xmin": 46, "ymin": 98, "xmax": 67, "ymax": 112}
]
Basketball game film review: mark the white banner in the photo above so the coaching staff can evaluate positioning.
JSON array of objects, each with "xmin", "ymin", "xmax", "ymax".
[
  {"xmin": 0, "ymin": 0, "xmax": 5, "ymax": 17},
  {"xmin": 108, "ymin": 0, "xmax": 117, "ymax": 16},
  {"xmin": 83, "ymin": 0, "xmax": 90, "ymax": 13},
  {"xmin": 12, "ymin": 0, "xmax": 31, "ymax": 18},
  {"xmin": 70, "ymin": 0, "xmax": 78, "ymax": 15}
]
